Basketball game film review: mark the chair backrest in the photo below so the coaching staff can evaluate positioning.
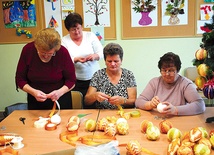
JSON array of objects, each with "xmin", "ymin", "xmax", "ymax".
[
  {"xmin": 71, "ymin": 91, "xmax": 83, "ymax": 109},
  {"xmin": 3, "ymin": 103, "xmax": 28, "ymax": 117},
  {"xmin": 183, "ymin": 67, "xmax": 199, "ymax": 82},
  {"xmin": 183, "ymin": 67, "xmax": 206, "ymax": 98}
]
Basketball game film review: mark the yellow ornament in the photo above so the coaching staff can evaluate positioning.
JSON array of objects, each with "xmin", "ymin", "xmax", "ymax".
[
  {"xmin": 104, "ymin": 123, "xmax": 117, "ymax": 137},
  {"xmin": 117, "ymin": 122, "xmax": 129, "ymax": 135}
]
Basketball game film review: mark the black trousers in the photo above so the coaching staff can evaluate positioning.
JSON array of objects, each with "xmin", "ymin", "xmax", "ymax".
[{"xmin": 27, "ymin": 91, "xmax": 72, "ymax": 110}]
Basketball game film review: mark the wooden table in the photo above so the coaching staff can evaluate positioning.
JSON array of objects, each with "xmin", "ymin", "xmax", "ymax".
[{"xmin": 1, "ymin": 108, "xmax": 214, "ymax": 155}]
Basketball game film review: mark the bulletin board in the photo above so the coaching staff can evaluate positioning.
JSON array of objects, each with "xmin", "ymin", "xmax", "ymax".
[
  {"xmin": 0, "ymin": 0, "xmax": 45, "ymax": 44},
  {"xmin": 121, "ymin": 0, "xmax": 196, "ymax": 39},
  {"xmin": 62, "ymin": 0, "xmax": 116, "ymax": 40}
]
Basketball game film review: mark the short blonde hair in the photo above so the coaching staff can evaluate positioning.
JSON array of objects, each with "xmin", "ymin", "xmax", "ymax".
[{"xmin": 34, "ymin": 28, "xmax": 61, "ymax": 51}]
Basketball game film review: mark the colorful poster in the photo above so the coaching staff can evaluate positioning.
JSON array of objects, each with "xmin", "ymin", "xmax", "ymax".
[{"xmin": 2, "ymin": 0, "xmax": 36, "ymax": 28}]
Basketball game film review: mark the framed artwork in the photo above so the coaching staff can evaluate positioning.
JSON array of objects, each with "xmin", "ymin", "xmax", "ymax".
[{"xmin": 0, "ymin": 0, "xmax": 45, "ymax": 44}]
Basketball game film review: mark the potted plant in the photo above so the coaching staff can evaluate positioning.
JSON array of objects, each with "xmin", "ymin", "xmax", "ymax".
[{"xmin": 132, "ymin": 0, "xmax": 156, "ymax": 25}]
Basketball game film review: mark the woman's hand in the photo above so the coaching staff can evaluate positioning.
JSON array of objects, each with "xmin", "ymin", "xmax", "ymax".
[
  {"xmin": 74, "ymin": 57, "xmax": 87, "ymax": 63},
  {"xmin": 75, "ymin": 54, "xmax": 99, "ymax": 63},
  {"xmin": 23, "ymin": 84, "xmax": 47, "ymax": 102},
  {"xmin": 161, "ymin": 102, "xmax": 178, "ymax": 115},
  {"xmin": 85, "ymin": 54, "xmax": 99, "ymax": 61},
  {"xmin": 47, "ymin": 90, "xmax": 62, "ymax": 102},
  {"xmin": 150, "ymin": 96, "xmax": 160, "ymax": 108},
  {"xmin": 96, "ymin": 92, "xmax": 110, "ymax": 103},
  {"xmin": 108, "ymin": 96, "xmax": 124, "ymax": 106},
  {"xmin": 33, "ymin": 90, "xmax": 47, "ymax": 102}
]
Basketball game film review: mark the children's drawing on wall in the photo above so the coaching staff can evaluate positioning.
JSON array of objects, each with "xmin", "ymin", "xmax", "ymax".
[
  {"xmin": 44, "ymin": 0, "xmax": 62, "ymax": 36},
  {"xmin": 2, "ymin": 0, "xmax": 36, "ymax": 28},
  {"xmin": 48, "ymin": 16, "xmax": 58, "ymax": 28},
  {"xmin": 162, "ymin": 0, "xmax": 187, "ymax": 26},
  {"xmin": 91, "ymin": 26, "xmax": 105, "ymax": 45},
  {"xmin": 197, "ymin": 4, "xmax": 214, "ymax": 34},
  {"xmin": 200, "ymin": 4, "xmax": 213, "ymax": 20},
  {"xmin": 83, "ymin": 0, "xmax": 110, "ymax": 28},
  {"xmin": 47, "ymin": 0, "xmax": 58, "ymax": 11},
  {"xmin": 61, "ymin": 0, "xmax": 74, "ymax": 20},
  {"xmin": 131, "ymin": 0, "xmax": 158, "ymax": 27}
]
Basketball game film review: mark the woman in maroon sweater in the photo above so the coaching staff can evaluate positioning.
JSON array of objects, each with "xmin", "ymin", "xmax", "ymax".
[{"xmin": 15, "ymin": 28, "xmax": 76, "ymax": 110}]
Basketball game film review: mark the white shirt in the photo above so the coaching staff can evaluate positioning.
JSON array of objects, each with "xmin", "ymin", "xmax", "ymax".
[{"xmin": 62, "ymin": 31, "xmax": 103, "ymax": 80}]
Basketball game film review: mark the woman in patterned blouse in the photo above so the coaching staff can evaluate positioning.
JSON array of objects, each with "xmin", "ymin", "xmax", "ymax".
[{"xmin": 84, "ymin": 43, "xmax": 137, "ymax": 109}]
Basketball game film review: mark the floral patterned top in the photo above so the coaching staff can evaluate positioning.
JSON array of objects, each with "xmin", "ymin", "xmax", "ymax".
[{"xmin": 90, "ymin": 68, "xmax": 137, "ymax": 109}]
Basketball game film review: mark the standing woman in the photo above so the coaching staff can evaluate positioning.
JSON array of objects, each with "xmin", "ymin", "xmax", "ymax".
[
  {"xmin": 16, "ymin": 28, "xmax": 76, "ymax": 110},
  {"xmin": 84, "ymin": 43, "xmax": 137, "ymax": 109},
  {"xmin": 62, "ymin": 12, "xmax": 103, "ymax": 109}
]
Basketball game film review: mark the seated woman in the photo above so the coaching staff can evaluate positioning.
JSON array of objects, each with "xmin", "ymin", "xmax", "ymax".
[
  {"xmin": 135, "ymin": 52, "xmax": 206, "ymax": 115},
  {"xmin": 84, "ymin": 43, "xmax": 137, "ymax": 109}
]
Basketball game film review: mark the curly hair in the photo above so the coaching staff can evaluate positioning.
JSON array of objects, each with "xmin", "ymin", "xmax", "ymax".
[
  {"xmin": 158, "ymin": 52, "xmax": 182, "ymax": 72},
  {"xmin": 34, "ymin": 28, "xmax": 61, "ymax": 51}
]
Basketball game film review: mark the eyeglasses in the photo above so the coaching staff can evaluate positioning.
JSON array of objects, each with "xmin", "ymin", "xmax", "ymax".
[
  {"xmin": 70, "ymin": 26, "xmax": 82, "ymax": 33},
  {"xmin": 38, "ymin": 51, "xmax": 56, "ymax": 57},
  {"xmin": 160, "ymin": 69, "xmax": 176, "ymax": 76}
]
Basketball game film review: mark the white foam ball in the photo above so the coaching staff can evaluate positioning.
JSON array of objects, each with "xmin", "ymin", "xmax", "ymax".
[
  {"xmin": 51, "ymin": 114, "xmax": 61, "ymax": 124},
  {"xmin": 116, "ymin": 118, "xmax": 127, "ymax": 125},
  {"xmin": 157, "ymin": 103, "xmax": 167, "ymax": 113}
]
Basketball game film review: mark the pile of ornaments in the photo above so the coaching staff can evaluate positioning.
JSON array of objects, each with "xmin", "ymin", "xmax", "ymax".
[
  {"xmin": 126, "ymin": 118, "xmax": 214, "ymax": 155},
  {"xmin": 66, "ymin": 115, "xmax": 129, "ymax": 136},
  {"xmin": 85, "ymin": 116, "xmax": 129, "ymax": 136}
]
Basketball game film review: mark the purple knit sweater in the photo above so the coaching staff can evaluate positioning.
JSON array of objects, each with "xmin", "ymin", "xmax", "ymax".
[{"xmin": 135, "ymin": 75, "xmax": 206, "ymax": 115}]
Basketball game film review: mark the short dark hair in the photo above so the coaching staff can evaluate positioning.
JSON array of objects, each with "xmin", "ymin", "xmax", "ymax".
[
  {"xmin": 158, "ymin": 52, "xmax": 181, "ymax": 72},
  {"xmin": 103, "ymin": 43, "xmax": 123, "ymax": 61},
  {"xmin": 64, "ymin": 12, "xmax": 83, "ymax": 31}
]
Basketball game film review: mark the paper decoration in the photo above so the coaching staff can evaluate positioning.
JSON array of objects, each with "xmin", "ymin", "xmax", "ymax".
[
  {"xmin": 200, "ymin": 4, "xmax": 213, "ymax": 20},
  {"xmin": 61, "ymin": 6, "xmax": 74, "ymax": 20},
  {"xmin": 15, "ymin": 24, "xmax": 32, "ymax": 39},
  {"xmin": 197, "ymin": 20, "xmax": 212, "ymax": 34},
  {"xmin": 61, "ymin": 0, "xmax": 75, "ymax": 20},
  {"xmin": 47, "ymin": 0, "xmax": 58, "ymax": 11},
  {"xmin": 48, "ymin": 16, "xmax": 58, "ymax": 28},
  {"xmin": 83, "ymin": 0, "xmax": 110, "ymax": 28},
  {"xmin": 91, "ymin": 26, "xmax": 105, "ymax": 45}
]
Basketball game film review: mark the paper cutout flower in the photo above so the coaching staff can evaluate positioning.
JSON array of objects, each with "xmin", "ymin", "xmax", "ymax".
[
  {"xmin": 165, "ymin": 0, "xmax": 185, "ymax": 16},
  {"xmin": 132, "ymin": 0, "xmax": 156, "ymax": 13}
]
